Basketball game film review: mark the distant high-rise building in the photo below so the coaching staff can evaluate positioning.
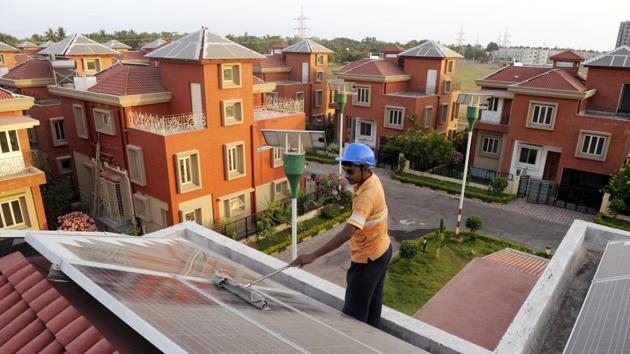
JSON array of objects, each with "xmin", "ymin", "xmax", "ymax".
[{"xmin": 617, "ymin": 21, "xmax": 630, "ymax": 47}]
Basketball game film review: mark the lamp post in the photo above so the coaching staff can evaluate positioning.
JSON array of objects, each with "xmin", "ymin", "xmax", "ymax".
[
  {"xmin": 454, "ymin": 104, "xmax": 479, "ymax": 241},
  {"xmin": 329, "ymin": 80, "xmax": 355, "ymax": 175}
]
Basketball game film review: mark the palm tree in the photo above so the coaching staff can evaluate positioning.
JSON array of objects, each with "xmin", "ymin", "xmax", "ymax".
[
  {"xmin": 56, "ymin": 27, "xmax": 66, "ymax": 40},
  {"xmin": 45, "ymin": 28, "xmax": 55, "ymax": 41}
]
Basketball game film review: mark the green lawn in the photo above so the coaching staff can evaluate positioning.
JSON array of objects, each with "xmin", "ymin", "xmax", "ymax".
[
  {"xmin": 594, "ymin": 213, "xmax": 630, "ymax": 232},
  {"xmin": 383, "ymin": 231, "xmax": 545, "ymax": 315},
  {"xmin": 454, "ymin": 61, "xmax": 503, "ymax": 92},
  {"xmin": 306, "ymin": 151, "xmax": 337, "ymax": 165}
]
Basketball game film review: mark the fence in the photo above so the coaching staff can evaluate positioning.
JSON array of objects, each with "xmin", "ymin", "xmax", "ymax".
[
  {"xmin": 427, "ymin": 164, "xmax": 513, "ymax": 186},
  {"xmin": 213, "ymin": 185, "xmax": 337, "ymax": 242},
  {"xmin": 518, "ymin": 176, "xmax": 602, "ymax": 214}
]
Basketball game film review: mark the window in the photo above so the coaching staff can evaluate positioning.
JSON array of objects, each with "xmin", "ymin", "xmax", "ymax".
[
  {"xmin": 224, "ymin": 194, "xmax": 246, "ymax": 218},
  {"xmin": 221, "ymin": 99, "xmax": 243, "ymax": 126},
  {"xmin": 424, "ymin": 106, "xmax": 433, "ymax": 128},
  {"xmin": 183, "ymin": 208, "xmax": 202, "ymax": 225},
  {"xmin": 126, "ymin": 145, "xmax": 146, "ymax": 186},
  {"xmin": 518, "ymin": 147, "xmax": 538, "ymax": 165},
  {"xmin": 0, "ymin": 54, "xmax": 5, "ymax": 65},
  {"xmin": 314, "ymin": 90, "xmax": 323, "ymax": 107},
  {"xmin": 56, "ymin": 156, "xmax": 73, "ymax": 174},
  {"xmin": 480, "ymin": 136, "xmax": 500, "ymax": 157},
  {"xmin": 353, "ymin": 85, "xmax": 371, "ymax": 107},
  {"xmin": 27, "ymin": 127, "xmax": 37, "ymax": 143},
  {"xmin": 73, "ymin": 104, "xmax": 88, "ymax": 139},
  {"xmin": 445, "ymin": 60, "xmax": 454, "ymax": 74},
  {"xmin": 49, "ymin": 117, "xmax": 67, "ymax": 146},
  {"xmin": 175, "ymin": 150, "xmax": 201, "ymax": 193},
  {"xmin": 576, "ymin": 130, "xmax": 611, "ymax": 161},
  {"xmin": 443, "ymin": 80, "xmax": 452, "ymax": 94},
  {"xmin": 0, "ymin": 198, "xmax": 27, "ymax": 229},
  {"xmin": 94, "ymin": 109, "xmax": 116, "ymax": 135},
  {"xmin": 273, "ymin": 180, "xmax": 288, "ymax": 200},
  {"xmin": 295, "ymin": 91, "xmax": 304, "ymax": 102},
  {"xmin": 316, "ymin": 54, "xmax": 325, "ymax": 65},
  {"xmin": 272, "ymin": 147, "xmax": 283, "ymax": 168},
  {"xmin": 224, "ymin": 142, "xmax": 246, "ymax": 180},
  {"xmin": 487, "ymin": 97, "xmax": 499, "ymax": 112},
  {"xmin": 83, "ymin": 58, "xmax": 101, "ymax": 75},
  {"xmin": 527, "ymin": 102, "xmax": 557, "ymax": 130},
  {"xmin": 133, "ymin": 193, "xmax": 152, "ymax": 221},
  {"xmin": 316, "ymin": 71, "xmax": 324, "ymax": 82},
  {"xmin": 439, "ymin": 103, "xmax": 449, "ymax": 124},
  {"xmin": 329, "ymin": 90, "xmax": 336, "ymax": 104},
  {"xmin": 221, "ymin": 64, "xmax": 241, "ymax": 88},
  {"xmin": 0, "ymin": 130, "xmax": 20, "ymax": 154},
  {"xmin": 358, "ymin": 121, "xmax": 373, "ymax": 138},
  {"xmin": 384, "ymin": 106, "xmax": 404, "ymax": 129}
]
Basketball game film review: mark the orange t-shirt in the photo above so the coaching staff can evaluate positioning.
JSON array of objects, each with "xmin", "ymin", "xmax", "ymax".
[{"xmin": 346, "ymin": 173, "xmax": 390, "ymax": 263}]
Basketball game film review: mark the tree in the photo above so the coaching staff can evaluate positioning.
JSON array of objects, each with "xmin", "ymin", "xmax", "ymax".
[
  {"xmin": 56, "ymin": 27, "xmax": 66, "ymax": 39},
  {"xmin": 44, "ymin": 28, "xmax": 55, "ymax": 41},
  {"xmin": 465, "ymin": 215, "xmax": 483, "ymax": 234},
  {"xmin": 604, "ymin": 165, "xmax": 630, "ymax": 215},
  {"xmin": 486, "ymin": 42, "xmax": 499, "ymax": 52}
]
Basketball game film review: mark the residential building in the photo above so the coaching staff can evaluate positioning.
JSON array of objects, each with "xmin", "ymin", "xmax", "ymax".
[
  {"xmin": 0, "ymin": 88, "xmax": 47, "ymax": 231},
  {"xmin": 38, "ymin": 40, "xmax": 56, "ymax": 50},
  {"xmin": 0, "ymin": 35, "xmax": 118, "ymax": 181},
  {"xmin": 103, "ymin": 39, "xmax": 132, "ymax": 52},
  {"xmin": 253, "ymin": 38, "xmax": 333, "ymax": 126},
  {"xmin": 140, "ymin": 38, "xmax": 167, "ymax": 53},
  {"xmin": 617, "ymin": 21, "xmax": 630, "ymax": 48},
  {"xmin": 494, "ymin": 46, "xmax": 601, "ymax": 65},
  {"xmin": 333, "ymin": 41, "xmax": 462, "ymax": 149},
  {"xmin": 47, "ymin": 28, "xmax": 304, "ymax": 233},
  {"xmin": 469, "ymin": 48, "xmax": 630, "ymax": 209},
  {"xmin": 15, "ymin": 41, "xmax": 39, "ymax": 55},
  {"xmin": 0, "ymin": 42, "xmax": 19, "ymax": 73}
]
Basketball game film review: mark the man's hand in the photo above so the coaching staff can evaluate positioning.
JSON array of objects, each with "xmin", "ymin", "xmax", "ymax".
[{"xmin": 290, "ymin": 253, "xmax": 317, "ymax": 268}]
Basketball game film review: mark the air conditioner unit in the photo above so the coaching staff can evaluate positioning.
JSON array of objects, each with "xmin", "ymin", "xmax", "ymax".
[{"xmin": 133, "ymin": 193, "xmax": 152, "ymax": 222}]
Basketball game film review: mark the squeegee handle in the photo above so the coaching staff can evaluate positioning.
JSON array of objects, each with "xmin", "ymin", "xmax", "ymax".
[{"xmin": 243, "ymin": 264, "xmax": 292, "ymax": 288}]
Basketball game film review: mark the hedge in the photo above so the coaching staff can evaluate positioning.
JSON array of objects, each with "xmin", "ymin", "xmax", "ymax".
[
  {"xmin": 594, "ymin": 213, "xmax": 630, "ymax": 232},
  {"xmin": 305, "ymin": 152, "xmax": 337, "ymax": 165},
  {"xmin": 392, "ymin": 171, "xmax": 516, "ymax": 204}
]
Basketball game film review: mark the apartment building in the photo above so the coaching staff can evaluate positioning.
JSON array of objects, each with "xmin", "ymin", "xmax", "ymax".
[
  {"xmin": 469, "ymin": 48, "xmax": 630, "ymax": 209},
  {"xmin": 333, "ymin": 41, "xmax": 462, "ymax": 149},
  {"xmin": 46, "ymin": 28, "xmax": 304, "ymax": 233},
  {"xmin": 0, "ymin": 87, "xmax": 47, "ymax": 231},
  {"xmin": 617, "ymin": 21, "xmax": 630, "ymax": 48},
  {"xmin": 0, "ymin": 42, "xmax": 19, "ymax": 73},
  {"xmin": 253, "ymin": 39, "xmax": 333, "ymax": 125}
]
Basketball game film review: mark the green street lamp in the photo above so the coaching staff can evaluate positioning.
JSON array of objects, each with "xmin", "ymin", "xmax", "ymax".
[{"xmin": 329, "ymin": 80, "xmax": 356, "ymax": 174}]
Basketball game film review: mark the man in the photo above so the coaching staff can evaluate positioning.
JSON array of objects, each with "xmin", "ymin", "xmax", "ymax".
[{"xmin": 291, "ymin": 143, "xmax": 392, "ymax": 328}]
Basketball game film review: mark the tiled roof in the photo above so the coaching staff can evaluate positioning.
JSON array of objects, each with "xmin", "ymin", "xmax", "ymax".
[
  {"xmin": 584, "ymin": 46, "xmax": 630, "ymax": 68},
  {"xmin": 103, "ymin": 39, "xmax": 132, "ymax": 50},
  {"xmin": 0, "ymin": 88, "xmax": 16, "ymax": 100},
  {"xmin": 141, "ymin": 38, "xmax": 167, "ymax": 50},
  {"xmin": 14, "ymin": 54, "xmax": 29, "ymax": 64},
  {"xmin": 38, "ymin": 41, "xmax": 56, "ymax": 49},
  {"xmin": 2, "ymin": 59, "xmax": 53, "ymax": 80},
  {"xmin": 116, "ymin": 50, "xmax": 147, "ymax": 62},
  {"xmin": 39, "ymin": 34, "xmax": 118, "ymax": 56},
  {"xmin": 400, "ymin": 40, "xmax": 463, "ymax": 58},
  {"xmin": 337, "ymin": 58, "xmax": 406, "ymax": 76},
  {"xmin": 0, "ymin": 252, "xmax": 117, "ymax": 353},
  {"xmin": 88, "ymin": 63, "xmax": 165, "ymax": 96},
  {"xmin": 482, "ymin": 248, "xmax": 549, "ymax": 277},
  {"xmin": 147, "ymin": 28, "xmax": 264, "ymax": 60},
  {"xmin": 16, "ymin": 41, "xmax": 38, "ymax": 49},
  {"xmin": 483, "ymin": 66, "xmax": 551, "ymax": 83},
  {"xmin": 383, "ymin": 44, "xmax": 406, "ymax": 52},
  {"xmin": 282, "ymin": 39, "xmax": 333, "ymax": 54},
  {"xmin": 255, "ymin": 54, "xmax": 288, "ymax": 69},
  {"xmin": 550, "ymin": 50, "xmax": 583, "ymax": 62},
  {"xmin": 272, "ymin": 43, "xmax": 288, "ymax": 49},
  {"xmin": 0, "ymin": 41, "xmax": 18, "ymax": 52},
  {"xmin": 516, "ymin": 69, "xmax": 588, "ymax": 92}
]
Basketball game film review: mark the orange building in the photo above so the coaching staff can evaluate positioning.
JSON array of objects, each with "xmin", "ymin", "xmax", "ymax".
[
  {"xmin": 103, "ymin": 39, "xmax": 132, "ymax": 52},
  {"xmin": 0, "ymin": 42, "xmax": 19, "ymax": 72},
  {"xmin": 469, "ymin": 47, "xmax": 630, "ymax": 210},
  {"xmin": 0, "ymin": 35, "xmax": 118, "ymax": 181},
  {"xmin": 253, "ymin": 39, "xmax": 333, "ymax": 126},
  {"xmin": 48, "ymin": 28, "xmax": 304, "ymax": 233},
  {"xmin": 0, "ymin": 88, "xmax": 47, "ymax": 231},
  {"xmin": 334, "ymin": 41, "xmax": 462, "ymax": 150}
]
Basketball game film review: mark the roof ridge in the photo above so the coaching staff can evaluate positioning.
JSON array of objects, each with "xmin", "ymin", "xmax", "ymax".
[{"xmin": 339, "ymin": 58, "xmax": 376, "ymax": 73}]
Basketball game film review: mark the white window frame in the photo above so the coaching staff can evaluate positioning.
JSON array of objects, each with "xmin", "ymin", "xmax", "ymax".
[
  {"xmin": 358, "ymin": 120, "xmax": 374, "ymax": 139},
  {"xmin": 424, "ymin": 106, "xmax": 433, "ymax": 128},
  {"xmin": 439, "ymin": 103, "xmax": 449, "ymax": 124},
  {"xmin": 487, "ymin": 97, "xmax": 499, "ymax": 112},
  {"xmin": 56, "ymin": 155, "xmax": 73, "ymax": 174},
  {"xmin": 272, "ymin": 147, "xmax": 283, "ymax": 168},
  {"xmin": 126, "ymin": 145, "xmax": 146, "ymax": 186},
  {"xmin": 182, "ymin": 208, "xmax": 202, "ymax": 225},
  {"xmin": 443, "ymin": 80, "xmax": 452, "ymax": 94},
  {"xmin": 133, "ymin": 193, "xmax": 152, "ymax": 221},
  {"xmin": 221, "ymin": 99, "xmax": 243, "ymax": 126},
  {"xmin": 353, "ymin": 85, "xmax": 371, "ymax": 107},
  {"xmin": 295, "ymin": 91, "xmax": 304, "ymax": 102},
  {"xmin": 272, "ymin": 180, "xmax": 288, "ymax": 201},
  {"xmin": 479, "ymin": 135, "xmax": 501, "ymax": 158},
  {"xmin": 224, "ymin": 142, "xmax": 246, "ymax": 180},
  {"xmin": 83, "ymin": 58, "xmax": 101, "ymax": 76},
  {"xmin": 73, "ymin": 104, "xmax": 89, "ymax": 139},
  {"xmin": 220, "ymin": 63, "xmax": 242, "ymax": 89},
  {"xmin": 516, "ymin": 145, "xmax": 540, "ymax": 167},
  {"xmin": 49, "ymin": 117, "xmax": 68, "ymax": 147},
  {"xmin": 316, "ymin": 71, "xmax": 324, "ymax": 82},
  {"xmin": 0, "ymin": 130, "xmax": 21, "ymax": 155},
  {"xmin": 384, "ymin": 105, "xmax": 405, "ymax": 130},
  {"xmin": 93, "ymin": 108, "xmax": 116, "ymax": 135},
  {"xmin": 314, "ymin": 90, "xmax": 323, "ymax": 107},
  {"xmin": 99, "ymin": 177, "xmax": 126, "ymax": 224},
  {"xmin": 0, "ymin": 197, "xmax": 27, "ymax": 229},
  {"xmin": 575, "ymin": 130, "xmax": 611, "ymax": 161},
  {"xmin": 526, "ymin": 101, "xmax": 557, "ymax": 130},
  {"xmin": 175, "ymin": 150, "xmax": 201, "ymax": 193},
  {"xmin": 445, "ymin": 60, "xmax": 454, "ymax": 74}
]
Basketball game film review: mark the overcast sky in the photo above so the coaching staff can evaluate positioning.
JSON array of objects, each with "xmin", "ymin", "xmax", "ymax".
[{"xmin": 1, "ymin": 0, "xmax": 627, "ymax": 51}]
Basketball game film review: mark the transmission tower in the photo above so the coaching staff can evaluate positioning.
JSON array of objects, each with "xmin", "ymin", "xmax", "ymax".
[
  {"xmin": 456, "ymin": 25, "xmax": 466, "ymax": 54},
  {"xmin": 294, "ymin": 6, "xmax": 310, "ymax": 39},
  {"xmin": 502, "ymin": 27, "xmax": 510, "ymax": 49}
]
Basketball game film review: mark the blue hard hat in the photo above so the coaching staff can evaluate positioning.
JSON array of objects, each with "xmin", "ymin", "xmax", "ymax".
[{"xmin": 336, "ymin": 143, "xmax": 376, "ymax": 166}]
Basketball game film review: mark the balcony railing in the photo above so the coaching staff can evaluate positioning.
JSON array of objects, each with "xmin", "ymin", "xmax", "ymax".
[
  {"xmin": 127, "ymin": 111, "xmax": 206, "ymax": 135},
  {"xmin": 254, "ymin": 98, "xmax": 304, "ymax": 120},
  {"xmin": 0, "ymin": 155, "xmax": 26, "ymax": 178}
]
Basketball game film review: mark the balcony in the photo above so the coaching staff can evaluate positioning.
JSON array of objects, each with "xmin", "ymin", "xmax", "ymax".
[
  {"xmin": 127, "ymin": 112, "xmax": 206, "ymax": 135},
  {"xmin": 254, "ymin": 98, "xmax": 304, "ymax": 120},
  {"xmin": 0, "ymin": 155, "xmax": 27, "ymax": 178}
]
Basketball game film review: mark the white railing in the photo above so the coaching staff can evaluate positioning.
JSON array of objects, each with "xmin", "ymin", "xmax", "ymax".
[
  {"xmin": 0, "ymin": 155, "xmax": 26, "ymax": 177},
  {"xmin": 254, "ymin": 98, "xmax": 304, "ymax": 120},
  {"xmin": 128, "ymin": 111, "xmax": 207, "ymax": 135}
]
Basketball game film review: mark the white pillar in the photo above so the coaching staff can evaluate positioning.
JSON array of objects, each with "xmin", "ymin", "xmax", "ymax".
[
  {"xmin": 338, "ymin": 109, "xmax": 344, "ymax": 175},
  {"xmin": 455, "ymin": 129, "xmax": 474, "ymax": 239},
  {"xmin": 291, "ymin": 197, "xmax": 298, "ymax": 261}
]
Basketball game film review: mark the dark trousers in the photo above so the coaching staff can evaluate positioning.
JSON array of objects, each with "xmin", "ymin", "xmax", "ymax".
[{"xmin": 342, "ymin": 244, "xmax": 393, "ymax": 328}]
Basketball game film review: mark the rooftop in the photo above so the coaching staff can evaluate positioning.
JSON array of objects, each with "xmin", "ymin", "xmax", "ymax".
[
  {"xmin": 282, "ymin": 38, "xmax": 333, "ymax": 54},
  {"xmin": 480, "ymin": 65, "xmax": 551, "ymax": 84},
  {"xmin": 550, "ymin": 50, "xmax": 584, "ymax": 62},
  {"xmin": 399, "ymin": 40, "xmax": 463, "ymax": 59},
  {"xmin": 1, "ymin": 59, "xmax": 53, "ymax": 80},
  {"xmin": 38, "ymin": 40, "xmax": 56, "ymax": 49},
  {"xmin": 584, "ymin": 46, "xmax": 630, "ymax": 68},
  {"xmin": 0, "ymin": 41, "xmax": 18, "ymax": 52},
  {"xmin": 140, "ymin": 38, "xmax": 166, "ymax": 51},
  {"xmin": 337, "ymin": 58, "xmax": 407, "ymax": 77},
  {"xmin": 146, "ymin": 28, "xmax": 264, "ymax": 61},
  {"xmin": 254, "ymin": 53, "xmax": 289, "ymax": 70},
  {"xmin": 515, "ymin": 69, "xmax": 589, "ymax": 92},
  {"xmin": 88, "ymin": 63, "xmax": 165, "ymax": 96},
  {"xmin": 38, "ymin": 34, "xmax": 118, "ymax": 56},
  {"xmin": 16, "ymin": 40, "xmax": 38, "ymax": 49},
  {"xmin": 103, "ymin": 39, "xmax": 132, "ymax": 50},
  {"xmin": 386, "ymin": 91, "xmax": 429, "ymax": 98}
]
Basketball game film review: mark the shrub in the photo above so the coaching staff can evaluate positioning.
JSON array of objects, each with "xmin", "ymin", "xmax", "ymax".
[
  {"xmin": 397, "ymin": 154, "xmax": 408, "ymax": 173},
  {"xmin": 57, "ymin": 212, "xmax": 97, "ymax": 232},
  {"xmin": 400, "ymin": 240, "xmax": 419, "ymax": 259},
  {"xmin": 604, "ymin": 165, "xmax": 630, "ymax": 214},
  {"xmin": 609, "ymin": 198, "xmax": 627, "ymax": 216},
  {"xmin": 490, "ymin": 177, "xmax": 509, "ymax": 193},
  {"xmin": 465, "ymin": 215, "xmax": 483, "ymax": 233},
  {"xmin": 321, "ymin": 204, "xmax": 341, "ymax": 219}
]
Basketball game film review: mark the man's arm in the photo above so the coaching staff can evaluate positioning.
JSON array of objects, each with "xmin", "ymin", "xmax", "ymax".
[{"xmin": 290, "ymin": 223, "xmax": 358, "ymax": 267}]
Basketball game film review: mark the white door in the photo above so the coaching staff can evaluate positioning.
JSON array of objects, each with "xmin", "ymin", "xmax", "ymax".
[
  {"xmin": 190, "ymin": 83, "xmax": 202, "ymax": 114},
  {"xmin": 301, "ymin": 62, "xmax": 309, "ymax": 83},
  {"xmin": 355, "ymin": 119, "xmax": 376, "ymax": 147},
  {"xmin": 426, "ymin": 69, "xmax": 437, "ymax": 95}
]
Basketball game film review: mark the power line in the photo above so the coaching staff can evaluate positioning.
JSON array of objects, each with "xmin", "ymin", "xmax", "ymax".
[{"xmin": 293, "ymin": 6, "xmax": 310, "ymax": 39}]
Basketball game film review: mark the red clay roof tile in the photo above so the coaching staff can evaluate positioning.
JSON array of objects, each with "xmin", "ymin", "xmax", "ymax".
[
  {"xmin": 550, "ymin": 50, "xmax": 584, "ymax": 61},
  {"xmin": 383, "ymin": 44, "xmax": 406, "ymax": 52},
  {"xmin": 483, "ymin": 66, "xmax": 551, "ymax": 83},
  {"xmin": 0, "ymin": 252, "xmax": 117, "ymax": 354},
  {"xmin": 482, "ymin": 248, "xmax": 549, "ymax": 277},
  {"xmin": 338, "ymin": 58, "xmax": 406, "ymax": 77},
  {"xmin": 517, "ymin": 69, "xmax": 588, "ymax": 92},
  {"xmin": 88, "ymin": 63, "xmax": 165, "ymax": 96},
  {"xmin": 255, "ymin": 53, "xmax": 289, "ymax": 69},
  {"xmin": 2, "ymin": 59, "xmax": 53, "ymax": 80},
  {"xmin": 0, "ymin": 89, "xmax": 15, "ymax": 100}
]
